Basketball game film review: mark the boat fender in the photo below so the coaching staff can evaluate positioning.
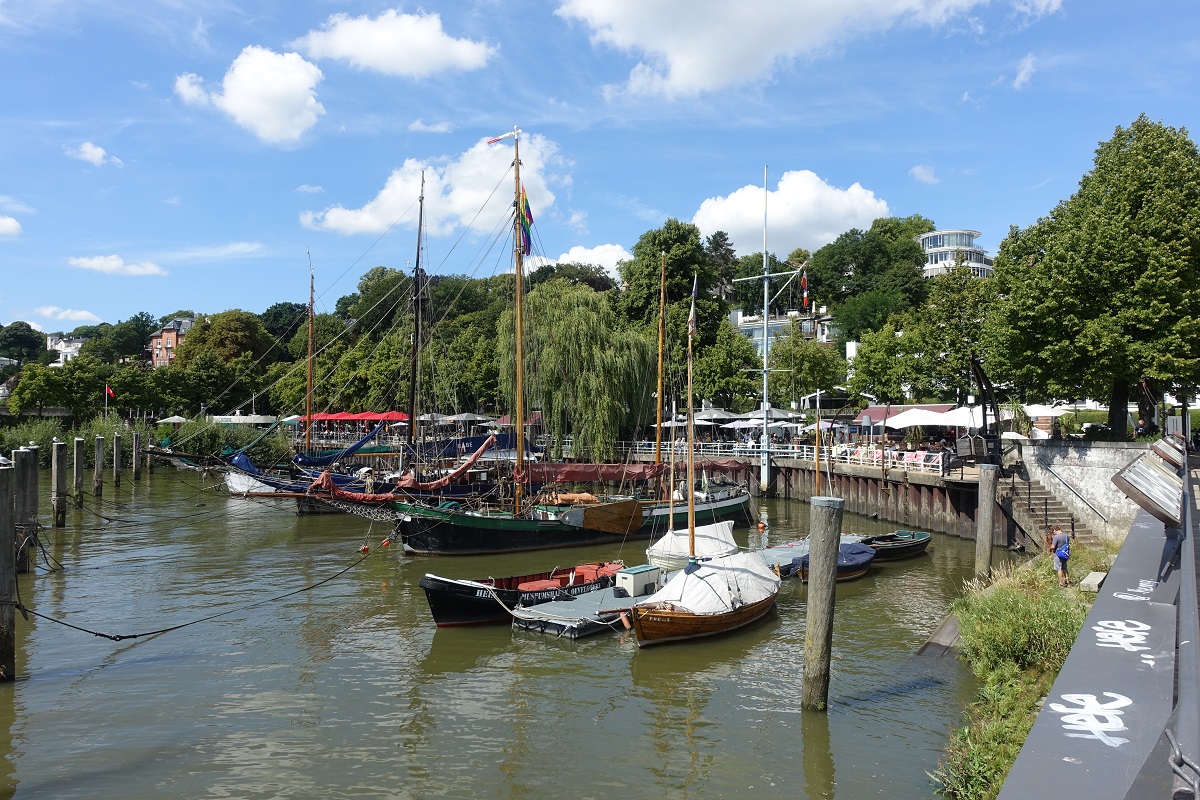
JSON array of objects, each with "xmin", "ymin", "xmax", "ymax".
[
  {"xmin": 757, "ymin": 522, "xmax": 766, "ymax": 531},
  {"xmin": 359, "ymin": 544, "xmax": 370, "ymax": 554},
  {"xmin": 381, "ymin": 538, "xmax": 391, "ymax": 547},
  {"xmin": 619, "ymin": 612, "xmax": 631, "ymax": 630}
]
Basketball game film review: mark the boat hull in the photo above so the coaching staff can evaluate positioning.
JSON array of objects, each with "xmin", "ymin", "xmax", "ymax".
[
  {"xmin": 863, "ymin": 530, "xmax": 932, "ymax": 560},
  {"xmin": 420, "ymin": 563, "xmax": 622, "ymax": 626},
  {"xmin": 397, "ymin": 492, "xmax": 751, "ymax": 556},
  {"xmin": 631, "ymin": 594, "xmax": 776, "ymax": 647}
]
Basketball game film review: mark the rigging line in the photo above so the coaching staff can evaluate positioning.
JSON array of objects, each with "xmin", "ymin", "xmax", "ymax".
[
  {"xmin": 12, "ymin": 540, "xmax": 390, "ymax": 643},
  {"xmin": 318, "ymin": 195, "xmax": 421, "ymax": 308},
  {"xmin": 429, "ymin": 164, "xmax": 512, "ymax": 274}
]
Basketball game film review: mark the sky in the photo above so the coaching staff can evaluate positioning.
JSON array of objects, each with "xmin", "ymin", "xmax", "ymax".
[{"xmin": 1, "ymin": 0, "xmax": 1197, "ymax": 332}]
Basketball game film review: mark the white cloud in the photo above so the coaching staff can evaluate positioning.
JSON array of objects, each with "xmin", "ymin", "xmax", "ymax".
[
  {"xmin": 0, "ymin": 216, "xmax": 21, "ymax": 237},
  {"xmin": 34, "ymin": 305, "xmax": 102, "ymax": 323},
  {"xmin": 175, "ymin": 46, "xmax": 325, "ymax": 144},
  {"xmin": 409, "ymin": 119, "xmax": 453, "ymax": 133},
  {"xmin": 909, "ymin": 164, "xmax": 940, "ymax": 184},
  {"xmin": 1013, "ymin": 0, "xmax": 1062, "ymax": 18},
  {"xmin": 566, "ymin": 210, "xmax": 588, "ymax": 232},
  {"xmin": 158, "ymin": 241, "xmax": 264, "ymax": 261},
  {"xmin": 67, "ymin": 255, "xmax": 167, "ymax": 276},
  {"xmin": 692, "ymin": 170, "xmax": 889, "ymax": 255},
  {"xmin": 0, "ymin": 195, "xmax": 33, "ymax": 214},
  {"xmin": 558, "ymin": 243, "xmax": 632, "ymax": 278},
  {"xmin": 295, "ymin": 184, "xmax": 324, "ymax": 194},
  {"xmin": 293, "ymin": 10, "xmax": 495, "ymax": 77},
  {"xmin": 302, "ymin": 134, "xmax": 562, "ymax": 238},
  {"xmin": 556, "ymin": 0, "xmax": 989, "ymax": 97},
  {"xmin": 65, "ymin": 141, "xmax": 122, "ymax": 167},
  {"xmin": 1013, "ymin": 53, "xmax": 1036, "ymax": 89}
]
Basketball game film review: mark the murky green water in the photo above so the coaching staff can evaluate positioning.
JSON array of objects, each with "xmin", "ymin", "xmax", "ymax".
[{"xmin": 0, "ymin": 469, "xmax": 983, "ymax": 798}]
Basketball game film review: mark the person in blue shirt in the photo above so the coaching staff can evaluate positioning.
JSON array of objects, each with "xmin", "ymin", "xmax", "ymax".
[{"xmin": 1051, "ymin": 526, "xmax": 1071, "ymax": 587}]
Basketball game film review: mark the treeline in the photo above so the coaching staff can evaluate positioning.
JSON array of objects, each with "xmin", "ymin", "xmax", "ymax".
[{"xmin": 3, "ymin": 115, "xmax": 1197, "ymax": 454}]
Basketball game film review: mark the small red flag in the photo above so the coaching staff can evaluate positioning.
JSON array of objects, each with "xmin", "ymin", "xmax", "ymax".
[{"xmin": 105, "ymin": 385, "xmax": 115, "ymax": 398}]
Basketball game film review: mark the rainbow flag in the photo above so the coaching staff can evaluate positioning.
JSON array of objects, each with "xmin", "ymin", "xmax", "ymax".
[{"xmin": 519, "ymin": 185, "xmax": 533, "ymax": 255}]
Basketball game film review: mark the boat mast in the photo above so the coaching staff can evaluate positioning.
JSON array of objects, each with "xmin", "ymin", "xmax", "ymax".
[
  {"xmin": 305, "ymin": 258, "xmax": 314, "ymax": 455},
  {"xmin": 408, "ymin": 171, "xmax": 425, "ymax": 447},
  {"xmin": 686, "ymin": 275, "xmax": 697, "ymax": 560},
  {"xmin": 654, "ymin": 250, "xmax": 666, "ymax": 485},
  {"xmin": 760, "ymin": 165, "xmax": 770, "ymax": 493}
]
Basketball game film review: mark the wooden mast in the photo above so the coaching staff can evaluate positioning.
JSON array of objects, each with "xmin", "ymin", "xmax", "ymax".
[
  {"xmin": 686, "ymin": 275, "xmax": 697, "ymax": 560},
  {"xmin": 305, "ymin": 261, "xmax": 314, "ymax": 455},
  {"xmin": 654, "ymin": 250, "xmax": 666, "ymax": 489},
  {"xmin": 511, "ymin": 128, "xmax": 526, "ymax": 515},
  {"xmin": 407, "ymin": 171, "xmax": 425, "ymax": 447}
]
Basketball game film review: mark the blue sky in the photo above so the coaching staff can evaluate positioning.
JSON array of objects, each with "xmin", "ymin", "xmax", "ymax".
[{"xmin": 1, "ymin": 0, "xmax": 1196, "ymax": 332}]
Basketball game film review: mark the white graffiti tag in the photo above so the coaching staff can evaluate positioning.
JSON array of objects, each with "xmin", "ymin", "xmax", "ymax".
[
  {"xmin": 1048, "ymin": 692, "xmax": 1132, "ymax": 747},
  {"xmin": 1114, "ymin": 579, "xmax": 1156, "ymax": 602},
  {"xmin": 1092, "ymin": 620, "xmax": 1151, "ymax": 652}
]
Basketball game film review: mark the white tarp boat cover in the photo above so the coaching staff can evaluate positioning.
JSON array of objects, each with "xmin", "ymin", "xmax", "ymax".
[
  {"xmin": 636, "ymin": 551, "xmax": 781, "ymax": 615},
  {"xmin": 645, "ymin": 520, "xmax": 738, "ymax": 571}
]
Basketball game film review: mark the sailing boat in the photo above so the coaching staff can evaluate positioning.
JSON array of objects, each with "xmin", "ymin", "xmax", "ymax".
[{"xmin": 631, "ymin": 276, "xmax": 781, "ymax": 647}]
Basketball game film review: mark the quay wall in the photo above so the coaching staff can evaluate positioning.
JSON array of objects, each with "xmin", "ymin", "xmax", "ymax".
[{"xmin": 1004, "ymin": 440, "xmax": 1144, "ymax": 543}]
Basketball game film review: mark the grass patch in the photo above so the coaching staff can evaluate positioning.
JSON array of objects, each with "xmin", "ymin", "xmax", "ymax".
[{"xmin": 931, "ymin": 550, "xmax": 1100, "ymax": 799}]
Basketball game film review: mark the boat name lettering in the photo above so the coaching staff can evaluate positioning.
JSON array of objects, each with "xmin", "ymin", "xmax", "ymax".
[
  {"xmin": 1092, "ymin": 619, "xmax": 1151, "ymax": 652},
  {"xmin": 1048, "ymin": 692, "xmax": 1132, "ymax": 748},
  {"xmin": 475, "ymin": 589, "xmax": 491, "ymax": 599}
]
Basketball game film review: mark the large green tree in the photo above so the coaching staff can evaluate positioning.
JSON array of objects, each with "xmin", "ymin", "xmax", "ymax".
[
  {"xmin": 694, "ymin": 318, "xmax": 760, "ymax": 412},
  {"xmin": 0, "ymin": 321, "xmax": 47, "ymax": 364},
  {"xmin": 906, "ymin": 263, "xmax": 995, "ymax": 403},
  {"xmin": 766, "ymin": 324, "xmax": 846, "ymax": 410},
  {"xmin": 617, "ymin": 218, "xmax": 719, "ymax": 332},
  {"xmin": 982, "ymin": 115, "xmax": 1200, "ymax": 437}
]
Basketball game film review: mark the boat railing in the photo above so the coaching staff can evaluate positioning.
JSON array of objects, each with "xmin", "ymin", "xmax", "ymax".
[{"xmin": 623, "ymin": 440, "xmax": 946, "ymax": 475}]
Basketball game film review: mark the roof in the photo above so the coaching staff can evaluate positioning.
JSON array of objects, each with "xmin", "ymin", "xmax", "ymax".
[{"xmin": 852, "ymin": 404, "xmax": 955, "ymax": 424}]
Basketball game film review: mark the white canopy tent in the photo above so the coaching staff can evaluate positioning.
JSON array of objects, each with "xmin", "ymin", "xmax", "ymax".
[
  {"xmin": 882, "ymin": 408, "xmax": 948, "ymax": 429},
  {"xmin": 939, "ymin": 406, "xmax": 1013, "ymax": 428}
]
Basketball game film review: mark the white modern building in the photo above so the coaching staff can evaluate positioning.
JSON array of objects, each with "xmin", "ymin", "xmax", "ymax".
[
  {"xmin": 916, "ymin": 229, "xmax": 994, "ymax": 279},
  {"xmin": 45, "ymin": 335, "xmax": 86, "ymax": 367},
  {"xmin": 731, "ymin": 307, "xmax": 837, "ymax": 360}
]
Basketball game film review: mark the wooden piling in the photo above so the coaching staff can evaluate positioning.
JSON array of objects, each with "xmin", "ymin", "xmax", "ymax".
[
  {"xmin": 12, "ymin": 449, "xmax": 31, "ymax": 575},
  {"xmin": 52, "ymin": 441, "xmax": 67, "ymax": 527},
  {"xmin": 93, "ymin": 436, "xmax": 104, "ymax": 498},
  {"xmin": 802, "ymin": 495, "xmax": 844, "ymax": 712},
  {"xmin": 73, "ymin": 437, "xmax": 85, "ymax": 508},
  {"xmin": 0, "ymin": 465, "xmax": 14, "ymax": 681},
  {"xmin": 113, "ymin": 434, "xmax": 122, "ymax": 489},
  {"xmin": 132, "ymin": 431, "xmax": 141, "ymax": 480},
  {"xmin": 975, "ymin": 464, "xmax": 1000, "ymax": 578}
]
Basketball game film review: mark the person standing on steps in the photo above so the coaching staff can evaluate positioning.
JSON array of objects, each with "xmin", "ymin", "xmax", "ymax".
[{"xmin": 1051, "ymin": 526, "xmax": 1071, "ymax": 587}]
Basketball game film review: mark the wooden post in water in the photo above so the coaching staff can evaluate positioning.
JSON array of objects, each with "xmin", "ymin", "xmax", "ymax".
[
  {"xmin": 73, "ymin": 437, "xmax": 84, "ymax": 508},
  {"xmin": 93, "ymin": 436, "xmax": 104, "ymax": 498},
  {"xmin": 0, "ymin": 465, "xmax": 14, "ymax": 681},
  {"xmin": 802, "ymin": 495, "xmax": 844, "ymax": 712},
  {"xmin": 52, "ymin": 441, "xmax": 67, "ymax": 527},
  {"xmin": 112, "ymin": 434, "xmax": 122, "ymax": 489},
  {"xmin": 12, "ymin": 449, "xmax": 31, "ymax": 575},
  {"xmin": 132, "ymin": 431, "xmax": 141, "ymax": 480},
  {"xmin": 975, "ymin": 464, "xmax": 1000, "ymax": 578}
]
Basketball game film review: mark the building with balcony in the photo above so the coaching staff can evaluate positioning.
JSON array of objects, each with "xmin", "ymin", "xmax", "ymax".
[
  {"xmin": 149, "ymin": 317, "xmax": 193, "ymax": 368},
  {"xmin": 46, "ymin": 335, "xmax": 86, "ymax": 367},
  {"xmin": 731, "ymin": 307, "xmax": 837, "ymax": 360},
  {"xmin": 916, "ymin": 229, "xmax": 994, "ymax": 279}
]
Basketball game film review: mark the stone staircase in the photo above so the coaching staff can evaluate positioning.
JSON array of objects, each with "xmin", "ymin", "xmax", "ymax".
[{"xmin": 999, "ymin": 471, "xmax": 1098, "ymax": 550}]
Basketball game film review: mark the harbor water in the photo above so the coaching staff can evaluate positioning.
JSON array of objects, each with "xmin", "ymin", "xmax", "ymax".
[{"xmin": 0, "ymin": 470, "xmax": 985, "ymax": 798}]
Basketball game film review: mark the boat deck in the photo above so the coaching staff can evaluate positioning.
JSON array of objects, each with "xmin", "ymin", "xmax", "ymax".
[{"xmin": 510, "ymin": 587, "xmax": 635, "ymax": 639}]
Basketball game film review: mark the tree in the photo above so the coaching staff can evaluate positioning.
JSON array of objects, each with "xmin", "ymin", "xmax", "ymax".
[
  {"xmin": 0, "ymin": 321, "xmax": 47, "ymax": 364},
  {"xmin": 498, "ymin": 279, "xmax": 654, "ymax": 461},
  {"xmin": 982, "ymin": 115, "xmax": 1200, "ymax": 438},
  {"xmin": 832, "ymin": 290, "xmax": 907, "ymax": 346},
  {"xmin": 158, "ymin": 310, "xmax": 196, "ymax": 325},
  {"xmin": 529, "ymin": 261, "xmax": 616, "ymax": 293},
  {"xmin": 345, "ymin": 266, "xmax": 409, "ymax": 340},
  {"xmin": 176, "ymin": 310, "xmax": 274, "ymax": 367},
  {"xmin": 848, "ymin": 321, "xmax": 920, "ymax": 405},
  {"xmin": 259, "ymin": 302, "xmax": 308, "ymax": 346},
  {"xmin": 729, "ymin": 252, "xmax": 800, "ymax": 316},
  {"xmin": 705, "ymin": 230, "xmax": 738, "ymax": 299},
  {"xmin": 694, "ymin": 319, "xmax": 760, "ymax": 412},
  {"xmin": 906, "ymin": 263, "xmax": 995, "ymax": 403},
  {"xmin": 766, "ymin": 324, "xmax": 846, "ymax": 410},
  {"xmin": 6, "ymin": 363, "xmax": 65, "ymax": 415},
  {"xmin": 617, "ymin": 219, "xmax": 718, "ymax": 331}
]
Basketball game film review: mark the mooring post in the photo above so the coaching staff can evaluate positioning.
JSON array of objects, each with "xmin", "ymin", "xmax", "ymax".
[
  {"xmin": 802, "ymin": 495, "xmax": 844, "ymax": 712},
  {"xmin": 132, "ymin": 431, "xmax": 141, "ymax": 481},
  {"xmin": 12, "ymin": 449, "xmax": 31, "ymax": 575},
  {"xmin": 93, "ymin": 436, "xmax": 104, "ymax": 499},
  {"xmin": 975, "ymin": 464, "xmax": 1000, "ymax": 578},
  {"xmin": 112, "ymin": 434, "xmax": 122, "ymax": 489},
  {"xmin": 52, "ymin": 440, "xmax": 67, "ymax": 527},
  {"xmin": 0, "ymin": 464, "xmax": 14, "ymax": 681},
  {"xmin": 73, "ymin": 437, "xmax": 84, "ymax": 508}
]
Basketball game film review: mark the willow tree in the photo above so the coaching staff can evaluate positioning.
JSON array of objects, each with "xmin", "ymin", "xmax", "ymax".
[
  {"xmin": 498, "ymin": 279, "xmax": 654, "ymax": 461},
  {"xmin": 982, "ymin": 115, "xmax": 1200, "ymax": 437}
]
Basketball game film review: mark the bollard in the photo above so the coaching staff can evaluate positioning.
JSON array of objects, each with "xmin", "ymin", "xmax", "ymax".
[
  {"xmin": 132, "ymin": 431, "xmax": 141, "ymax": 480},
  {"xmin": 975, "ymin": 464, "xmax": 1000, "ymax": 578},
  {"xmin": 802, "ymin": 495, "xmax": 845, "ymax": 712},
  {"xmin": 73, "ymin": 437, "xmax": 84, "ymax": 509},
  {"xmin": 52, "ymin": 441, "xmax": 67, "ymax": 527},
  {"xmin": 113, "ymin": 434, "xmax": 122, "ymax": 489},
  {"xmin": 0, "ymin": 465, "xmax": 14, "ymax": 681},
  {"xmin": 93, "ymin": 436, "xmax": 104, "ymax": 499}
]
